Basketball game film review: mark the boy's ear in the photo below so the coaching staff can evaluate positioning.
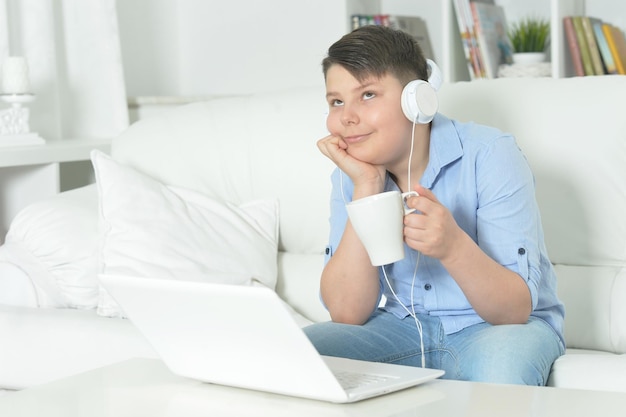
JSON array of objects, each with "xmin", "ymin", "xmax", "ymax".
[{"xmin": 400, "ymin": 60, "xmax": 442, "ymax": 124}]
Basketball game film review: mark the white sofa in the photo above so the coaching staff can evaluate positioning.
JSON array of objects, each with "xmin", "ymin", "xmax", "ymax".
[{"xmin": 0, "ymin": 76, "xmax": 625, "ymax": 393}]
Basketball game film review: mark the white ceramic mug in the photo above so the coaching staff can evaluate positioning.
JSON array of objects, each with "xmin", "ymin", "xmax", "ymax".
[{"xmin": 346, "ymin": 190, "xmax": 418, "ymax": 266}]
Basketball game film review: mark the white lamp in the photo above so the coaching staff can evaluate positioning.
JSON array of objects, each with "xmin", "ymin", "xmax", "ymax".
[{"xmin": 2, "ymin": 56, "xmax": 31, "ymax": 95}]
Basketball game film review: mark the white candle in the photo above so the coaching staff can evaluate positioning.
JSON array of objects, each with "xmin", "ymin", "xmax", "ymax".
[{"xmin": 2, "ymin": 57, "xmax": 31, "ymax": 95}]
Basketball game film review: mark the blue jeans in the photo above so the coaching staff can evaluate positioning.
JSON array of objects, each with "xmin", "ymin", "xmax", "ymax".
[{"xmin": 303, "ymin": 310, "xmax": 565, "ymax": 385}]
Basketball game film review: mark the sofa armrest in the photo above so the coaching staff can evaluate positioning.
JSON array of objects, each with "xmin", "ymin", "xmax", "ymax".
[
  {"xmin": 0, "ymin": 184, "xmax": 100, "ymax": 309},
  {"xmin": 0, "ymin": 261, "xmax": 37, "ymax": 307}
]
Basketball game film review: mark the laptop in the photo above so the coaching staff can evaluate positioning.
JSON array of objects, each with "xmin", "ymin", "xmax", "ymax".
[{"xmin": 99, "ymin": 274, "xmax": 444, "ymax": 403}]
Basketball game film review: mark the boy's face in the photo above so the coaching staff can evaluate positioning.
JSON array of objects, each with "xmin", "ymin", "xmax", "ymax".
[{"xmin": 325, "ymin": 64, "xmax": 414, "ymax": 167}]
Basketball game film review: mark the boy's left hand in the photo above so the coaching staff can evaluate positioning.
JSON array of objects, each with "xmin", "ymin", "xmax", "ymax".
[{"xmin": 403, "ymin": 185, "xmax": 462, "ymax": 261}]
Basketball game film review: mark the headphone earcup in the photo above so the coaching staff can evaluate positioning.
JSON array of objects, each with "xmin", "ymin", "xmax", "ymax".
[
  {"xmin": 401, "ymin": 59, "xmax": 442, "ymax": 124},
  {"xmin": 401, "ymin": 80, "xmax": 438, "ymax": 124}
]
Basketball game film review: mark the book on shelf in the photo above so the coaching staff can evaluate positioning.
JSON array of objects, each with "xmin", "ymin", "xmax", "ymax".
[
  {"xmin": 571, "ymin": 16, "xmax": 595, "ymax": 76},
  {"xmin": 603, "ymin": 24, "xmax": 626, "ymax": 74},
  {"xmin": 350, "ymin": 14, "xmax": 391, "ymax": 30},
  {"xmin": 452, "ymin": 0, "xmax": 486, "ymax": 79},
  {"xmin": 469, "ymin": 1, "xmax": 513, "ymax": 79},
  {"xmin": 592, "ymin": 20, "xmax": 618, "ymax": 74},
  {"xmin": 349, "ymin": 15, "xmax": 434, "ymax": 61},
  {"xmin": 565, "ymin": 15, "xmax": 626, "ymax": 76},
  {"xmin": 451, "ymin": 0, "xmax": 475, "ymax": 78},
  {"xmin": 580, "ymin": 17, "xmax": 605, "ymax": 75},
  {"xmin": 390, "ymin": 16, "xmax": 435, "ymax": 61},
  {"xmin": 563, "ymin": 16, "xmax": 585, "ymax": 76}
]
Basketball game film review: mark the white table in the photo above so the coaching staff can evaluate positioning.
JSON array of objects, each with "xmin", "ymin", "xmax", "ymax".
[{"xmin": 1, "ymin": 358, "xmax": 624, "ymax": 416}]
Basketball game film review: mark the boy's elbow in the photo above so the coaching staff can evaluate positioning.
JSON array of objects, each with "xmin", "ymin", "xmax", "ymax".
[
  {"xmin": 488, "ymin": 308, "xmax": 531, "ymax": 326},
  {"xmin": 328, "ymin": 308, "xmax": 370, "ymax": 326}
]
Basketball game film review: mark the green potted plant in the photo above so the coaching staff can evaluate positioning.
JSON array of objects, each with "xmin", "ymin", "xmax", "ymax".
[{"xmin": 507, "ymin": 17, "xmax": 550, "ymax": 64}]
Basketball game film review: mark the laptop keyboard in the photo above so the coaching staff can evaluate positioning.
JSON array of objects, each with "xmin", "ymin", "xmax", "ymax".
[{"xmin": 333, "ymin": 370, "xmax": 392, "ymax": 390}]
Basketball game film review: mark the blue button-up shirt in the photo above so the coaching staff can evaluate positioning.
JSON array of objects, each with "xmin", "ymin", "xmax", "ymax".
[{"xmin": 324, "ymin": 113, "xmax": 565, "ymax": 344}]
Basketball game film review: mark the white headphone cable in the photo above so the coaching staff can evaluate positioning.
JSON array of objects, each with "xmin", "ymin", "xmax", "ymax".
[
  {"xmin": 381, "ymin": 113, "xmax": 426, "ymax": 368},
  {"xmin": 339, "ymin": 107, "xmax": 426, "ymax": 367},
  {"xmin": 381, "ymin": 252, "xmax": 425, "ymax": 368},
  {"xmin": 407, "ymin": 113, "xmax": 417, "ymax": 193}
]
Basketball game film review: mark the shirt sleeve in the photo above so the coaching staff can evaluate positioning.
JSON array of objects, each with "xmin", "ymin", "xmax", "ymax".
[
  {"xmin": 474, "ymin": 134, "xmax": 543, "ymax": 310},
  {"xmin": 324, "ymin": 168, "xmax": 351, "ymax": 265}
]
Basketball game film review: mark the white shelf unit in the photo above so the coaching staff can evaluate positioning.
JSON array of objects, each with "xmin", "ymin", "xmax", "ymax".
[
  {"xmin": 345, "ymin": 0, "xmax": 589, "ymax": 81},
  {"xmin": 0, "ymin": 138, "xmax": 111, "ymax": 168},
  {"xmin": 0, "ymin": 138, "xmax": 111, "ymax": 242},
  {"xmin": 497, "ymin": 0, "xmax": 585, "ymax": 78}
]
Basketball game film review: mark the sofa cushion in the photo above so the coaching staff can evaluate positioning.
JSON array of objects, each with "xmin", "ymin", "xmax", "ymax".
[
  {"xmin": 438, "ymin": 76, "xmax": 626, "ymax": 268},
  {"xmin": 554, "ymin": 264, "xmax": 626, "ymax": 354},
  {"xmin": 110, "ymin": 89, "xmax": 335, "ymax": 256},
  {"xmin": 548, "ymin": 350, "xmax": 626, "ymax": 392},
  {"xmin": 91, "ymin": 150, "xmax": 279, "ymax": 318}
]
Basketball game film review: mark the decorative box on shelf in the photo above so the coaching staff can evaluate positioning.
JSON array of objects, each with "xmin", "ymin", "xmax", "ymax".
[
  {"xmin": 498, "ymin": 62, "xmax": 552, "ymax": 78},
  {"xmin": 0, "ymin": 57, "xmax": 45, "ymax": 147},
  {"xmin": 0, "ymin": 94, "xmax": 45, "ymax": 147}
]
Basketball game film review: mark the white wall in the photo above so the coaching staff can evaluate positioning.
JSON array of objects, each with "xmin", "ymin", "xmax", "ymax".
[
  {"xmin": 586, "ymin": 2, "xmax": 626, "ymax": 32},
  {"xmin": 117, "ymin": 0, "xmax": 349, "ymax": 97},
  {"xmin": 116, "ymin": 0, "xmax": 181, "ymax": 96}
]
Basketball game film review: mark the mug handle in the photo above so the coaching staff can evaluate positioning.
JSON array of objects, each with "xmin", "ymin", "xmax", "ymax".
[{"xmin": 401, "ymin": 191, "xmax": 419, "ymax": 215}]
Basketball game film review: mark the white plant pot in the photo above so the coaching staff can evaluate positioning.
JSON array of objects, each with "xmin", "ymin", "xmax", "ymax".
[{"xmin": 512, "ymin": 52, "xmax": 546, "ymax": 65}]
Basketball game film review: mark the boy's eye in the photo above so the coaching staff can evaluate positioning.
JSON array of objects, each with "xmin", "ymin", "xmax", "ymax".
[
  {"xmin": 331, "ymin": 99, "xmax": 344, "ymax": 107},
  {"xmin": 363, "ymin": 91, "xmax": 375, "ymax": 100}
]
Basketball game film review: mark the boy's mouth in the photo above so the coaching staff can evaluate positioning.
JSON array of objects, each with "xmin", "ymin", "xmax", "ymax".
[{"xmin": 343, "ymin": 133, "xmax": 370, "ymax": 144}]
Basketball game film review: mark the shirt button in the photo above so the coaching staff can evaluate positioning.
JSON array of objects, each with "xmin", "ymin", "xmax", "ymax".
[
  {"xmin": 518, "ymin": 248, "xmax": 526, "ymax": 255},
  {"xmin": 424, "ymin": 284, "xmax": 432, "ymax": 291},
  {"xmin": 325, "ymin": 247, "xmax": 330, "ymax": 255}
]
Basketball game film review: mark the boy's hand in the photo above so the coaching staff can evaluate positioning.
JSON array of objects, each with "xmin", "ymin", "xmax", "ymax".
[
  {"xmin": 403, "ymin": 184, "xmax": 463, "ymax": 261},
  {"xmin": 317, "ymin": 134, "xmax": 386, "ymax": 193}
]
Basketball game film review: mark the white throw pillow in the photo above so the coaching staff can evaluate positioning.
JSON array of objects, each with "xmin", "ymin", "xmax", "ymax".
[{"xmin": 91, "ymin": 150, "xmax": 279, "ymax": 318}]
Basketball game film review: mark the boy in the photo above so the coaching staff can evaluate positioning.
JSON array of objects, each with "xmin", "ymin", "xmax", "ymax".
[{"xmin": 303, "ymin": 25, "xmax": 564, "ymax": 385}]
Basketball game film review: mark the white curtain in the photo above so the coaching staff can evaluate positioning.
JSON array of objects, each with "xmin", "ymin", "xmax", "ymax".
[{"xmin": 0, "ymin": 0, "xmax": 128, "ymax": 141}]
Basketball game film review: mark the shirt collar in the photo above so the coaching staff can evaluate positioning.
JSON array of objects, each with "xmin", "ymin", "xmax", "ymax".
[{"xmin": 421, "ymin": 113, "xmax": 463, "ymax": 188}]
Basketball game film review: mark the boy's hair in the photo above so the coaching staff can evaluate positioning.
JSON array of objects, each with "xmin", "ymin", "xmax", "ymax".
[{"xmin": 322, "ymin": 25, "xmax": 428, "ymax": 86}]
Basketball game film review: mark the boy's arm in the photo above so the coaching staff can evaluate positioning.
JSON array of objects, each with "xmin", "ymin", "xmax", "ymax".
[
  {"xmin": 317, "ymin": 135, "xmax": 388, "ymax": 324},
  {"xmin": 404, "ymin": 186, "xmax": 531, "ymax": 325},
  {"xmin": 320, "ymin": 219, "xmax": 381, "ymax": 325}
]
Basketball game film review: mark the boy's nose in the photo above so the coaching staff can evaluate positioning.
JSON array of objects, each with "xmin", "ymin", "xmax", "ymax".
[{"xmin": 341, "ymin": 106, "xmax": 359, "ymax": 125}]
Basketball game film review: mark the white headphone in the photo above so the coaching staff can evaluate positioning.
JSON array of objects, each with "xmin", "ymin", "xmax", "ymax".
[{"xmin": 400, "ymin": 59, "xmax": 443, "ymax": 124}]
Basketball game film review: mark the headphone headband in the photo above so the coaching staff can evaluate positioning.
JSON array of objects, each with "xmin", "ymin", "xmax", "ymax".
[{"xmin": 426, "ymin": 59, "xmax": 442, "ymax": 91}]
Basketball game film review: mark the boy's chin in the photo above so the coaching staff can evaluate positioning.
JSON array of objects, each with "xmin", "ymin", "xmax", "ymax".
[
  {"xmin": 348, "ymin": 152, "xmax": 381, "ymax": 166},
  {"xmin": 346, "ymin": 148, "xmax": 372, "ymax": 162}
]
